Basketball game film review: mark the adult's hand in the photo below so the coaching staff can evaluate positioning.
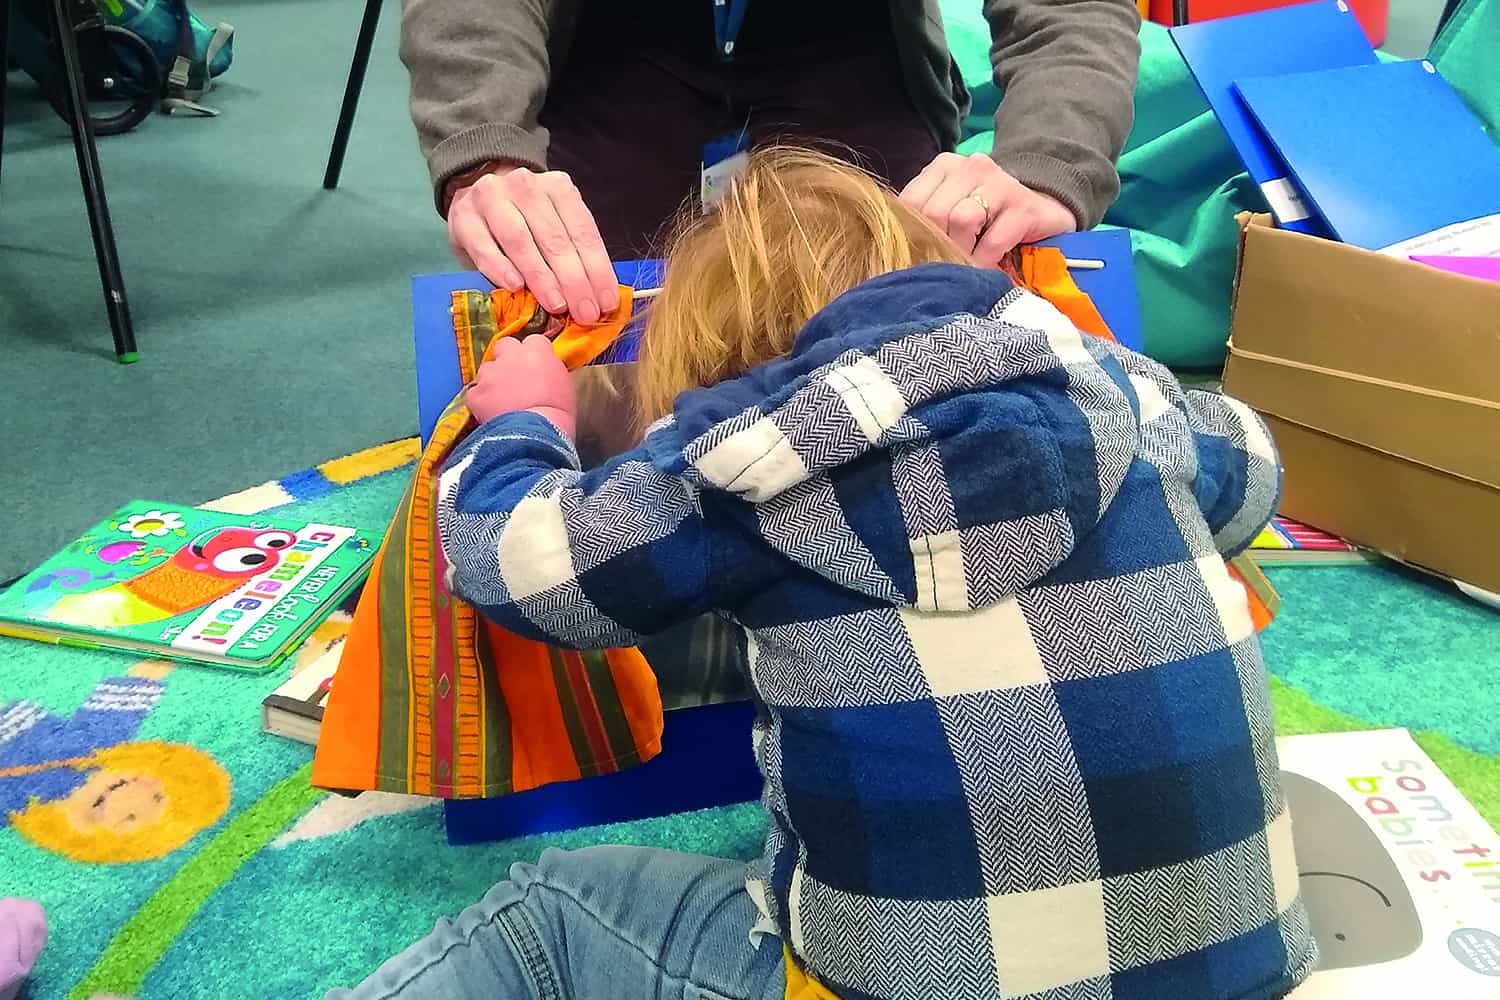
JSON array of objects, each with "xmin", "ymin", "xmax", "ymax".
[
  {"xmin": 447, "ymin": 164, "xmax": 620, "ymax": 325},
  {"xmin": 901, "ymin": 152, "xmax": 1077, "ymax": 267}
]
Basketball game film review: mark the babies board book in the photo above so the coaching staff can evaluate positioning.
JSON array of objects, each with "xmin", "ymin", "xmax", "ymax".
[
  {"xmin": 0, "ymin": 501, "xmax": 379, "ymax": 671},
  {"xmin": 1280, "ymin": 729, "xmax": 1500, "ymax": 996}
]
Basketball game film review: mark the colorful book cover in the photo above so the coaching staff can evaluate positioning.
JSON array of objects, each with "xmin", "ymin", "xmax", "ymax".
[
  {"xmin": 1278, "ymin": 729, "xmax": 1500, "ymax": 996},
  {"xmin": 0, "ymin": 501, "xmax": 380, "ymax": 671},
  {"xmin": 1252, "ymin": 515, "xmax": 1370, "ymax": 564}
]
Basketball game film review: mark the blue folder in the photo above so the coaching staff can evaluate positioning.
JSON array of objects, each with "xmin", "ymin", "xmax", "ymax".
[
  {"xmin": 444, "ymin": 700, "xmax": 762, "ymax": 845},
  {"xmin": 1170, "ymin": 0, "xmax": 1378, "ymax": 237},
  {"xmin": 1235, "ymin": 60, "xmax": 1500, "ymax": 251}
]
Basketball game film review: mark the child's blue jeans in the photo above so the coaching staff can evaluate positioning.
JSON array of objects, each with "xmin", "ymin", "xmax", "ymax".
[{"xmin": 327, "ymin": 846, "xmax": 787, "ymax": 999}]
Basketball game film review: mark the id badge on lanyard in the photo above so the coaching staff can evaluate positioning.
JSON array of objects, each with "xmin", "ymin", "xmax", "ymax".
[{"xmin": 701, "ymin": 0, "xmax": 752, "ymax": 212}]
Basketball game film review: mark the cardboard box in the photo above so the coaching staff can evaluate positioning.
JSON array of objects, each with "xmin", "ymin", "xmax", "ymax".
[{"xmin": 1222, "ymin": 214, "xmax": 1500, "ymax": 593}]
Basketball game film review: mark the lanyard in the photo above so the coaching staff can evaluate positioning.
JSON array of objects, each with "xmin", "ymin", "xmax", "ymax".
[{"xmin": 712, "ymin": 0, "xmax": 750, "ymax": 60}]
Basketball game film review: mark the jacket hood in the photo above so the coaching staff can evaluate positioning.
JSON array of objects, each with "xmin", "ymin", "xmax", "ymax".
[{"xmin": 652, "ymin": 263, "xmax": 1141, "ymax": 611}]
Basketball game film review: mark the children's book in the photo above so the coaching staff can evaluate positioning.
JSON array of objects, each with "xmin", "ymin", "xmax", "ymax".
[
  {"xmin": 261, "ymin": 643, "xmax": 343, "ymax": 745},
  {"xmin": 0, "ymin": 501, "xmax": 379, "ymax": 671},
  {"xmin": 1234, "ymin": 60, "xmax": 1500, "ymax": 254},
  {"xmin": 1278, "ymin": 729, "xmax": 1500, "ymax": 996},
  {"xmin": 1169, "ymin": 0, "xmax": 1378, "ymax": 235},
  {"xmin": 1251, "ymin": 515, "xmax": 1371, "ymax": 564}
]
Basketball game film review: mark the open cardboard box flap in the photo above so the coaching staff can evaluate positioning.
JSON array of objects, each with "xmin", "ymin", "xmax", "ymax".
[{"xmin": 1224, "ymin": 215, "xmax": 1500, "ymax": 592}]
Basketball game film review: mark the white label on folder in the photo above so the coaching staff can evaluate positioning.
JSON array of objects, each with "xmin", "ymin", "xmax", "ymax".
[
  {"xmin": 1378, "ymin": 212, "xmax": 1500, "ymax": 259},
  {"xmin": 1260, "ymin": 177, "xmax": 1313, "ymax": 224}
]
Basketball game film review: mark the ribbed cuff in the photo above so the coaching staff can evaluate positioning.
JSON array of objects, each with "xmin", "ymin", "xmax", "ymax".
[
  {"xmin": 429, "ymin": 123, "xmax": 549, "ymax": 216},
  {"xmin": 991, "ymin": 150, "xmax": 1097, "ymax": 231}
]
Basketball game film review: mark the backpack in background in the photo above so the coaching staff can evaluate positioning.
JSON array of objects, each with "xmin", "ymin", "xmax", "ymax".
[
  {"xmin": 102, "ymin": 0, "xmax": 234, "ymax": 114},
  {"xmin": 10, "ymin": 0, "xmax": 233, "ymax": 123}
]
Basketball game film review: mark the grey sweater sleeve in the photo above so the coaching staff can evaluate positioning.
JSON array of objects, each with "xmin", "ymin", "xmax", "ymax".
[
  {"xmin": 401, "ymin": 0, "xmax": 558, "ymax": 212},
  {"xmin": 984, "ymin": 0, "xmax": 1142, "ymax": 228}
]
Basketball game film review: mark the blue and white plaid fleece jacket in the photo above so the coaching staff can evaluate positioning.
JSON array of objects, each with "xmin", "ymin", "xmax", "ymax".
[{"xmin": 437, "ymin": 263, "xmax": 1319, "ymax": 1000}]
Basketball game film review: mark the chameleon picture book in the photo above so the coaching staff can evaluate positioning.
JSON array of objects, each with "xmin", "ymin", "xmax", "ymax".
[{"xmin": 0, "ymin": 501, "xmax": 380, "ymax": 671}]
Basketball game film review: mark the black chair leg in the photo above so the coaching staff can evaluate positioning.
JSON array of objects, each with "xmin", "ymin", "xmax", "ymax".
[
  {"xmin": 47, "ymin": 0, "xmax": 137, "ymax": 361},
  {"xmin": 323, "ymin": 0, "xmax": 382, "ymax": 190},
  {"xmin": 1, "ymin": 0, "xmax": 12, "ymax": 198}
]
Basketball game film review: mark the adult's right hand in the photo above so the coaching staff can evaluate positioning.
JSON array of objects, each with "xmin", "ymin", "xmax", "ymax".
[{"xmin": 447, "ymin": 164, "xmax": 620, "ymax": 325}]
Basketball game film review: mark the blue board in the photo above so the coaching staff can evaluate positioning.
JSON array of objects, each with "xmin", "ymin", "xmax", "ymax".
[
  {"xmin": 444, "ymin": 700, "xmax": 762, "ymax": 845},
  {"xmin": 415, "ymin": 240, "xmax": 1141, "ymax": 444},
  {"xmin": 413, "ymin": 259, "xmax": 761, "ymax": 845},
  {"xmin": 1170, "ymin": 0, "xmax": 1378, "ymax": 236},
  {"xmin": 1235, "ymin": 60, "xmax": 1500, "ymax": 251},
  {"xmin": 1038, "ymin": 230, "xmax": 1143, "ymax": 353}
]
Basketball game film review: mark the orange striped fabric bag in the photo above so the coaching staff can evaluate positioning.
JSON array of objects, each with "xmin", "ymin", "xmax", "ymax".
[{"xmin": 311, "ymin": 288, "xmax": 664, "ymax": 799}]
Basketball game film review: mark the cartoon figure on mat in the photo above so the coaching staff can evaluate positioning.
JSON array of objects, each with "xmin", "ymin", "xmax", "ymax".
[
  {"xmin": 0, "ymin": 662, "xmax": 230, "ymax": 864},
  {"xmin": 40, "ymin": 526, "xmax": 297, "ymax": 630},
  {"xmin": 1282, "ymin": 771, "xmax": 1423, "ymax": 971}
]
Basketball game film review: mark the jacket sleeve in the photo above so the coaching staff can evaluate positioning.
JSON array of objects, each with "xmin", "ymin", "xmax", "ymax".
[
  {"xmin": 436, "ymin": 412, "xmax": 717, "ymax": 649},
  {"xmin": 1111, "ymin": 349, "xmax": 1283, "ymax": 558},
  {"xmin": 400, "ymin": 0, "xmax": 557, "ymax": 211},
  {"xmin": 982, "ymin": 0, "xmax": 1142, "ymax": 228},
  {"xmin": 1181, "ymin": 389, "xmax": 1283, "ymax": 556}
]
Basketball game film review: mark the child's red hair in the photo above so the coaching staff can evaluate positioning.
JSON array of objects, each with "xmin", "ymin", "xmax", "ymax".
[{"xmin": 636, "ymin": 147, "xmax": 967, "ymax": 425}]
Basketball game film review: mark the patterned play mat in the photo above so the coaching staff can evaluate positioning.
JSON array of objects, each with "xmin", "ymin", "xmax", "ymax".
[{"xmin": 3, "ymin": 441, "xmax": 1497, "ymax": 998}]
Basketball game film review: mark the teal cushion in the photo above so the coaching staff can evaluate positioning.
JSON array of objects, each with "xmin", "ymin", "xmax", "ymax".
[
  {"xmin": 949, "ymin": 20, "xmax": 1260, "ymax": 368},
  {"xmin": 1430, "ymin": 0, "xmax": 1500, "ymax": 139},
  {"xmin": 939, "ymin": 0, "xmax": 1001, "ymax": 139}
]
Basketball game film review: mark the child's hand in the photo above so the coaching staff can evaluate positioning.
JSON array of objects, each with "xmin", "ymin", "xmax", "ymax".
[{"xmin": 467, "ymin": 335, "xmax": 577, "ymax": 438}]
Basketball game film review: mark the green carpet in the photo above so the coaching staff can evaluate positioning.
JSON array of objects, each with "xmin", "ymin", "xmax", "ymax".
[{"xmin": 2, "ymin": 446, "xmax": 1497, "ymax": 999}]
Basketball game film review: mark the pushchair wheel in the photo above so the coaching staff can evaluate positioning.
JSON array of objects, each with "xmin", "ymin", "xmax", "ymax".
[{"xmin": 46, "ymin": 25, "xmax": 161, "ymax": 136}]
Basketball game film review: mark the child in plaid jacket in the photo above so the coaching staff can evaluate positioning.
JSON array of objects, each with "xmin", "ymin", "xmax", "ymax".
[{"xmin": 332, "ymin": 149, "xmax": 1317, "ymax": 1000}]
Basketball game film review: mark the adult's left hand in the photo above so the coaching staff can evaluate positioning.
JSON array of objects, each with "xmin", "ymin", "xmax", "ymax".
[{"xmin": 901, "ymin": 152, "xmax": 1077, "ymax": 267}]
